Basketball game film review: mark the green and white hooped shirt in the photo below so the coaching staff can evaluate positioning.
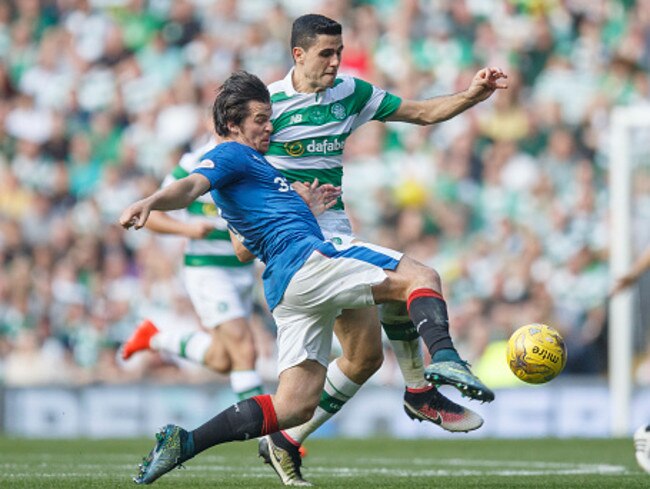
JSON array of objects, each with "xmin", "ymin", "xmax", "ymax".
[
  {"xmin": 266, "ymin": 70, "xmax": 402, "ymax": 212},
  {"xmin": 165, "ymin": 141, "xmax": 253, "ymax": 268}
]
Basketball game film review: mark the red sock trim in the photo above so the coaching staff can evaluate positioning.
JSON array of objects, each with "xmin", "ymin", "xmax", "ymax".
[
  {"xmin": 407, "ymin": 288, "xmax": 444, "ymax": 312},
  {"xmin": 280, "ymin": 430, "xmax": 300, "ymax": 447},
  {"xmin": 253, "ymin": 395, "xmax": 279, "ymax": 435},
  {"xmin": 406, "ymin": 385, "xmax": 434, "ymax": 394}
]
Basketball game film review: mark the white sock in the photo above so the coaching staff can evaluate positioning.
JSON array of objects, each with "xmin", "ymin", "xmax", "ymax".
[
  {"xmin": 389, "ymin": 338, "xmax": 428, "ymax": 388},
  {"xmin": 283, "ymin": 359, "xmax": 361, "ymax": 444},
  {"xmin": 230, "ymin": 369, "xmax": 264, "ymax": 400},
  {"xmin": 380, "ymin": 302, "xmax": 428, "ymax": 389},
  {"xmin": 150, "ymin": 329, "xmax": 211, "ymax": 364}
]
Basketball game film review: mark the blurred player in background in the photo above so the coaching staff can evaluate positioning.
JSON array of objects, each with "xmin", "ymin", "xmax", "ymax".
[
  {"xmin": 257, "ymin": 14, "xmax": 507, "ymax": 485},
  {"xmin": 121, "ymin": 139, "xmax": 265, "ymax": 401},
  {"xmin": 610, "ymin": 245, "xmax": 650, "ymax": 296}
]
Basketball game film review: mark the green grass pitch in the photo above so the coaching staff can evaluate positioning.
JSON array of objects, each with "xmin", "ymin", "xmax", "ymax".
[{"xmin": 1, "ymin": 436, "xmax": 648, "ymax": 488}]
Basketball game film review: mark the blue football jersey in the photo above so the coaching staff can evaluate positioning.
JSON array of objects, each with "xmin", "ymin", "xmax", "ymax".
[{"xmin": 193, "ymin": 141, "xmax": 326, "ymax": 310}]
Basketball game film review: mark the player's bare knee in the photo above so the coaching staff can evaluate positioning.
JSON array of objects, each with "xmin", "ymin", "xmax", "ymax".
[
  {"xmin": 204, "ymin": 350, "xmax": 232, "ymax": 374},
  {"xmin": 232, "ymin": 336, "xmax": 257, "ymax": 368},
  {"xmin": 206, "ymin": 359, "xmax": 231, "ymax": 374},
  {"xmin": 220, "ymin": 322, "xmax": 251, "ymax": 344},
  {"xmin": 421, "ymin": 266, "xmax": 441, "ymax": 289},
  {"xmin": 404, "ymin": 261, "xmax": 441, "ymax": 292},
  {"xmin": 230, "ymin": 347, "xmax": 257, "ymax": 371},
  {"xmin": 238, "ymin": 347, "xmax": 257, "ymax": 368},
  {"xmin": 218, "ymin": 321, "xmax": 258, "ymax": 369}
]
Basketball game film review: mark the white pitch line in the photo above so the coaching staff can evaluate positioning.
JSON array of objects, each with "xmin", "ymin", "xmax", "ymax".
[
  {"xmin": 1, "ymin": 459, "xmax": 631, "ymax": 479},
  {"xmin": 2, "ymin": 465, "xmax": 631, "ymax": 479},
  {"xmin": 144, "ymin": 459, "xmax": 629, "ymax": 477},
  {"xmin": 302, "ymin": 466, "xmax": 629, "ymax": 477},
  {"xmin": 356, "ymin": 457, "xmax": 627, "ymax": 470}
]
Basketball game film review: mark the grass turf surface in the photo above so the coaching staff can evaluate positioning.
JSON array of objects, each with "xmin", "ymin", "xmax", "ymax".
[{"xmin": 0, "ymin": 436, "xmax": 648, "ymax": 488}]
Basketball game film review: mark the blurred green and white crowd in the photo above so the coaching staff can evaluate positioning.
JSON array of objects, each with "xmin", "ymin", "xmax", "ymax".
[{"xmin": 0, "ymin": 0, "xmax": 649, "ymax": 387}]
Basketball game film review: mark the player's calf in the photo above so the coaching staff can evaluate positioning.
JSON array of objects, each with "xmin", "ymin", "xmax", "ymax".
[{"xmin": 375, "ymin": 259, "xmax": 495, "ymax": 402}]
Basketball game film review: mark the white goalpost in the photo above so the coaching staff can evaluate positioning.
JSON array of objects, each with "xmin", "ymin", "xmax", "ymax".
[{"xmin": 608, "ymin": 105, "xmax": 650, "ymax": 437}]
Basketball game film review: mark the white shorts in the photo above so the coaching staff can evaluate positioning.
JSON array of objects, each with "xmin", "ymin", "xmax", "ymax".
[
  {"xmin": 272, "ymin": 241, "xmax": 403, "ymax": 373},
  {"xmin": 183, "ymin": 265, "xmax": 255, "ymax": 328},
  {"xmin": 318, "ymin": 211, "xmax": 406, "ymax": 325}
]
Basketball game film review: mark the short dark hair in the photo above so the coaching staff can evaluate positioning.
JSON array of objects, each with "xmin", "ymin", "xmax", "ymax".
[
  {"xmin": 212, "ymin": 71, "xmax": 270, "ymax": 137},
  {"xmin": 291, "ymin": 14, "xmax": 342, "ymax": 51}
]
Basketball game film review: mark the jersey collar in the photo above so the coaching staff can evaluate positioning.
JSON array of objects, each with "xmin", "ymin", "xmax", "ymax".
[
  {"xmin": 284, "ymin": 68, "xmax": 298, "ymax": 96},
  {"xmin": 284, "ymin": 68, "xmax": 327, "ymax": 102}
]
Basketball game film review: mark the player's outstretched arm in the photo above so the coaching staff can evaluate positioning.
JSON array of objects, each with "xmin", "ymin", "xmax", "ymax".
[
  {"xmin": 146, "ymin": 211, "xmax": 216, "ymax": 239},
  {"xmin": 386, "ymin": 67, "xmax": 508, "ymax": 125},
  {"xmin": 120, "ymin": 174, "xmax": 211, "ymax": 230},
  {"xmin": 611, "ymin": 246, "xmax": 650, "ymax": 296}
]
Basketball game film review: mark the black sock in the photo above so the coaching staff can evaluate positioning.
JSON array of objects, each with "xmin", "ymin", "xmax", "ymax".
[
  {"xmin": 406, "ymin": 288, "xmax": 454, "ymax": 357},
  {"xmin": 270, "ymin": 431, "xmax": 297, "ymax": 450},
  {"xmin": 190, "ymin": 397, "xmax": 265, "ymax": 456}
]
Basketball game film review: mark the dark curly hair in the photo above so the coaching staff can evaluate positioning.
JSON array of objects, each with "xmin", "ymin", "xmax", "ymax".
[{"xmin": 212, "ymin": 71, "xmax": 270, "ymax": 137}]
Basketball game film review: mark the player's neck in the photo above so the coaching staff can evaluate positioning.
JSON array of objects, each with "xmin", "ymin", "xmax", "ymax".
[
  {"xmin": 223, "ymin": 136, "xmax": 250, "ymax": 149},
  {"xmin": 291, "ymin": 69, "xmax": 325, "ymax": 94}
]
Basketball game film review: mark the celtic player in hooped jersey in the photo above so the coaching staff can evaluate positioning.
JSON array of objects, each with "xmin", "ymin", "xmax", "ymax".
[
  {"xmin": 266, "ymin": 73, "xmax": 400, "ymax": 220},
  {"xmin": 264, "ymin": 56, "xmax": 459, "ymax": 453},
  {"xmin": 120, "ymin": 71, "xmax": 493, "ymax": 486},
  {"xmin": 253, "ymin": 14, "xmax": 507, "ymax": 484}
]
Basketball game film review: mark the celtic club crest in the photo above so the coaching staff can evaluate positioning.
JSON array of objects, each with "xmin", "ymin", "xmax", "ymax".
[{"xmin": 330, "ymin": 102, "xmax": 347, "ymax": 120}]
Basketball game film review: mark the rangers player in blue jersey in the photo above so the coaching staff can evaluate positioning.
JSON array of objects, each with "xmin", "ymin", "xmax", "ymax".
[{"xmin": 120, "ymin": 71, "xmax": 493, "ymax": 486}]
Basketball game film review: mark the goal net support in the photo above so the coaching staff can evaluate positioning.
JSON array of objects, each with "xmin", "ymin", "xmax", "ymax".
[{"xmin": 609, "ymin": 105, "xmax": 650, "ymax": 436}]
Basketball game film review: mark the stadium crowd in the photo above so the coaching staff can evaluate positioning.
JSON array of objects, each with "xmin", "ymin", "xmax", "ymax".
[{"xmin": 0, "ymin": 0, "xmax": 649, "ymax": 387}]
